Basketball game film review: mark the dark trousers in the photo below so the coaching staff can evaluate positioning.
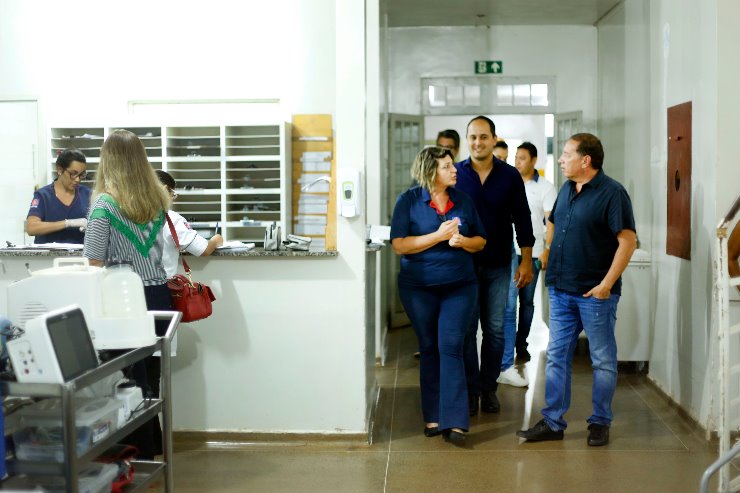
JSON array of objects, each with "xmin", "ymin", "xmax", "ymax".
[
  {"xmin": 463, "ymin": 264, "xmax": 512, "ymax": 396},
  {"xmin": 399, "ymin": 280, "xmax": 477, "ymax": 431},
  {"xmin": 122, "ymin": 283, "xmax": 172, "ymax": 458}
]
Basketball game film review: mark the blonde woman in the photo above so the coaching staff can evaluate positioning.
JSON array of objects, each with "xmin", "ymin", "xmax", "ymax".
[
  {"xmin": 390, "ymin": 146, "xmax": 486, "ymax": 445},
  {"xmin": 83, "ymin": 129, "xmax": 171, "ymax": 459}
]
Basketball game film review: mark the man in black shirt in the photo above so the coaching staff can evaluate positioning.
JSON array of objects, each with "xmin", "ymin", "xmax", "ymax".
[
  {"xmin": 455, "ymin": 116, "xmax": 535, "ymax": 415},
  {"xmin": 517, "ymin": 133, "xmax": 636, "ymax": 447}
]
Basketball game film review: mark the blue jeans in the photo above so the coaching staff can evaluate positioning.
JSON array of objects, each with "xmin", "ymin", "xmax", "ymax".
[
  {"xmin": 399, "ymin": 280, "xmax": 477, "ymax": 431},
  {"xmin": 463, "ymin": 264, "xmax": 511, "ymax": 396},
  {"xmin": 502, "ymin": 252, "xmax": 541, "ymax": 369},
  {"xmin": 542, "ymin": 287, "xmax": 620, "ymax": 431}
]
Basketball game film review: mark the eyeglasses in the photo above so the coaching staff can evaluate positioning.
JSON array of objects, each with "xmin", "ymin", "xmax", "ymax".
[
  {"xmin": 167, "ymin": 187, "xmax": 178, "ymax": 200},
  {"xmin": 65, "ymin": 169, "xmax": 87, "ymax": 180}
]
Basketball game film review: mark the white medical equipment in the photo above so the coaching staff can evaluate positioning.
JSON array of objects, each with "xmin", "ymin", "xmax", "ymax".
[
  {"xmin": 7, "ymin": 257, "xmax": 156, "ymax": 350},
  {"xmin": 7, "ymin": 305, "xmax": 99, "ymax": 384}
]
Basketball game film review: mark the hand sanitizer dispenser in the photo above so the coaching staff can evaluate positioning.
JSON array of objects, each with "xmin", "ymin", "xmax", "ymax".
[{"xmin": 338, "ymin": 168, "xmax": 361, "ymax": 218}]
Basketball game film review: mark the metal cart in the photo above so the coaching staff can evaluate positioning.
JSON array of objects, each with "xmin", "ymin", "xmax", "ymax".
[{"xmin": 0, "ymin": 310, "xmax": 180, "ymax": 493}]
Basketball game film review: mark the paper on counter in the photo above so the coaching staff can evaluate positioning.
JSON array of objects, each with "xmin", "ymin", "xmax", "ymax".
[
  {"xmin": 4, "ymin": 243, "xmax": 84, "ymax": 250},
  {"xmin": 217, "ymin": 241, "xmax": 255, "ymax": 250}
]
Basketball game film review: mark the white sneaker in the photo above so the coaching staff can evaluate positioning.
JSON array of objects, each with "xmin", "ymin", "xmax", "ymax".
[{"xmin": 497, "ymin": 367, "xmax": 529, "ymax": 387}]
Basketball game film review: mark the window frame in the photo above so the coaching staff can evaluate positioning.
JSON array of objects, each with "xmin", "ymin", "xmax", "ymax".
[{"xmin": 420, "ymin": 76, "xmax": 556, "ymax": 115}]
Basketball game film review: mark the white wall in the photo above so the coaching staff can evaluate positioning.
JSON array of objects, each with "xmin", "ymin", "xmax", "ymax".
[
  {"xmin": 625, "ymin": 0, "xmax": 740, "ymax": 429},
  {"xmin": 597, "ymin": 2, "xmax": 652, "ymax": 246},
  {"xmin": 645, "ymin": 0, "xmax": 713, "ymax": 427},
  {"xmin": 387, "ymin": 26, "xmax": 597, "ymax": 126},
  {"xmin": 0, "ymin": 0, "xmax": 372, "ymax": 434},
  {"xmin": 0, "ymin": 0, "xmax": 336, "ymax": 124}
]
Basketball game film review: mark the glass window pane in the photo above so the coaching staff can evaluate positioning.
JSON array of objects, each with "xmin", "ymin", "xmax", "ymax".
[
  {"xmin": 497, "ymin": 85, "xmax": 512, "ymax": 106},
  {"xmin": 402, "ymin": 124, "xmax": 411, "ymax": 163},
  {"xmin": 447, "ymin": 86, "xmax": 463, "ymax": 106},
  {"xmin": 464, "ymin": 85, "xmax": 481, "ymax": 106},
  {"xmin": 428, "ymin": 85, "xmax": 446, "ymax": 107},
  {"xmin": 410, "ymin": 123, "xmax": 420, "ymax": 142},
  {"xmin": 531, "ymin": 84, "xmax": 549, "ymax": 106},
  {"xmin": 514, "ymin": 84, "xmax": 531, "ymax": 106},
  {"xmin": 545, "ymin": 113, "xmax": 554, "ymax": 136}
]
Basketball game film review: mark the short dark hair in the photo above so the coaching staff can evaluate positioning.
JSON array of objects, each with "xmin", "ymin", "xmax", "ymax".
[
  {"xmin": 55, "ymin": 148, "xmax": 86, "ymax": 170},
  {"xmin": 436, "ymin": 129, "xmax": 460, "ymax": 149},
  {"xmin": 570, "ymin": 133, "xmax": 604, "ymax": 169},
  {"xmin": 517, "ymin": 141, "xmax": 537, "ymax": 158},
  {"xmin": 494, "ymin": 140, "xmax": 508, "ymax": 150},
  {"xmin": 466, "ymin": 115, "xmax": 496, "ymax": 137},
  {"xmin": 155, "ymin": 169, "xmax": 176, "ymax": 189}
]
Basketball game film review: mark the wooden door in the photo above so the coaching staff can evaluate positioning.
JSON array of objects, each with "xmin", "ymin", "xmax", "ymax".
[{"xmin": 666, "ymin": 101, "xmax": 692, "ymax": 260}]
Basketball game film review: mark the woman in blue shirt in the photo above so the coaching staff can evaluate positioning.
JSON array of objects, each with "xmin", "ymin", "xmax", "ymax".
[
  {"xmin": 390, "ymin": 146, "xmax": 486, "ymax": 445},
  {"xmin": 25, "ymin": 148, "xmax": 92, "ymax": 244}
]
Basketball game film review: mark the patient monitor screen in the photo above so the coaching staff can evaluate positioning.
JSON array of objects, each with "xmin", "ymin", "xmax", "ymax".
[{"xmin": 47, "ymin": 308, "xmax": 98, "ymax": 381}]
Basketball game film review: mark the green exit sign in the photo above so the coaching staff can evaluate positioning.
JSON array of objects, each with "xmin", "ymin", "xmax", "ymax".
[{"xmin": 475, "ymin": 60, "xmax": 503, "ymax": 74}]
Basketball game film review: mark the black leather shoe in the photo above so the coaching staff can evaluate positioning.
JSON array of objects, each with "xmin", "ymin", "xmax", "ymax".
[
  {"xmin": 443, "ymin": 429, "xmax": 466, "ymax": 446},
  {"xmin": 516, "ymin": 347, "xmax": 531, "ymax": 362},
  {"xmin": 468, "ymin": 394, "xmax": 479, "ymax": 416},
  {"xmin": 423, "ymin": 425, "xmax": 442, "ymax": 437},
  {"xmin": 516, "ymin": 419, "xmax": 564, "ymax": 441},
  {"xmin": 587, "ymin": 423, "xmax": 609, "ymax": 446},
  {"xmin": 481, "ymin": 391, "xmax": 500, "ymax": 413}
]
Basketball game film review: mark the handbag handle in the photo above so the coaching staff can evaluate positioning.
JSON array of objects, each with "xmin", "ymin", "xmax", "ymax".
[{"xmin": 165, "ymin": 213, "xmax": 193, "ymax": 281}]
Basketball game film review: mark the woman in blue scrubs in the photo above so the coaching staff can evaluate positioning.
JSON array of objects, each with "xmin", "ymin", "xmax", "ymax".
[
  {"xmin": 390, "ymin": 146, "xmax": 486, "ymax": 445},
  {"xmin": 25, "ymin": 148, "xmax": 92, "ymax": 244}
]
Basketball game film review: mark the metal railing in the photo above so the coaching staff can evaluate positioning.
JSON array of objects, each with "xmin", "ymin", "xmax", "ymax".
[{"xmin": 703, "ymin": 194, "xmax": 740, "ymax": 493}]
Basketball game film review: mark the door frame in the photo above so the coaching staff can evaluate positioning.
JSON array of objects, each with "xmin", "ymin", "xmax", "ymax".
[
  {"xmin": 386, "ymin": 113, "xmax": 424, "ymax": 330},
  {"xmin": 0, "ymin": 96, "xmax": 44, "ymax": 246}
]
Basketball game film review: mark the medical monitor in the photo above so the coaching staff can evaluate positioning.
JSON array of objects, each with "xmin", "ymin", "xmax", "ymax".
[
  {"xmin": 47, "ymin": 307, "xmax": 99, "ymax": 381},
  {"xmin": 8, "ymin": 305, "xmax": 99, "ymax": 384}
]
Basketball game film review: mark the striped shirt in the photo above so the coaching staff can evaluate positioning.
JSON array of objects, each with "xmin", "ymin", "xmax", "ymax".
[{"xmin": 83, "ymin": 194, "xmax": 168, "ymax": 286}]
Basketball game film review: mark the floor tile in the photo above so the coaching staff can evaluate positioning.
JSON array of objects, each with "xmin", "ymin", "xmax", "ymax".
[
  {"xmin": 171, "ymin": 449, "xmax": 388, "ymax": 493},
  {"xmin": 165, "ymin": 306, "xmax": 722, "ymax": 492}
]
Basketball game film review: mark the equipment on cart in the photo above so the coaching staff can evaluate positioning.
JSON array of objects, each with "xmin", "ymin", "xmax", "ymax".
[
  {"xmin": 7, "ymin": 305, "xmax": 99, "ymax": 384},
  {"xmin": 7, "ymin": 257, "xmax": 156, "ymax": 350}
]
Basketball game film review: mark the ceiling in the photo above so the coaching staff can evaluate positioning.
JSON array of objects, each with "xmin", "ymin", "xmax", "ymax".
[{"xmin": 383, "ymin": 0, "xmax": 623, "ymax": 27}]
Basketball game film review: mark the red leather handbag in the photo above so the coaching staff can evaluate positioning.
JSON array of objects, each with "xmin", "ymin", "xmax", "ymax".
[{"xmin": 166, "ymin": 214, "xmax": 216, "ymax": 322}]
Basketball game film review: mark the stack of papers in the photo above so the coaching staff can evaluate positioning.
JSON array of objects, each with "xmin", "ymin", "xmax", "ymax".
[{"xmin": 217, "ymin": 241, "xmax": 255, "ymax": 250}]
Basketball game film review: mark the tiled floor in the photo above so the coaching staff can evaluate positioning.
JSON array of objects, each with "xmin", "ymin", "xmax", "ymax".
[{"xmin": 169, "ymin": 319, "xmax": 721, "ymax": 492}]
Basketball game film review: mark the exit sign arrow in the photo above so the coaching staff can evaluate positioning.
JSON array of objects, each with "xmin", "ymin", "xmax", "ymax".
[{"xmin": 475, "ymin": 60, "xmax": 503, "ymax": 74}]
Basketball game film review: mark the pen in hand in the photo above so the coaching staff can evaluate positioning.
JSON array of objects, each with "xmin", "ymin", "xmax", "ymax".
[{"xmin": 213, "ymin": 222, "xmax": 220, "ymax": 236}]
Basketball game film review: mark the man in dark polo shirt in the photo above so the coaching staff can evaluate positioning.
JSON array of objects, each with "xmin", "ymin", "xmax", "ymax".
[
  {"xmin": 517, "ymin": 133, "xmax": 636, "ymax": 447},
  {"xmin": 455, "ymin": 116, "xmax": 535, "ymax": 415}
]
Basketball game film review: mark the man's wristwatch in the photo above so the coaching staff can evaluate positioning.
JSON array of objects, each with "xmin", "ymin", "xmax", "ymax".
[{"xmin": 544, "ymin": 243, "xmax": 551, "ymax": 250}]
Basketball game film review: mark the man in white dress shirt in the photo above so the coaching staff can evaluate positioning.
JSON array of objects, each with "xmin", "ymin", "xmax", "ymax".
[{"xmin": 498, "ymin": 142, "xmax": 557, "ymax": 387}]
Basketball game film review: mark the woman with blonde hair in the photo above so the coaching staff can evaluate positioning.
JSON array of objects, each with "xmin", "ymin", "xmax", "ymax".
[
  {"xmin": 390, "ymin": 146, "xmax": 487, "ymax": 445},
  {"xmin": 85, "ymin": 129, "xmax": 170, "ymax": 299},
  {"xmin": 83, "ymin": 129, "xmax": 172, "ymax": 459}
]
